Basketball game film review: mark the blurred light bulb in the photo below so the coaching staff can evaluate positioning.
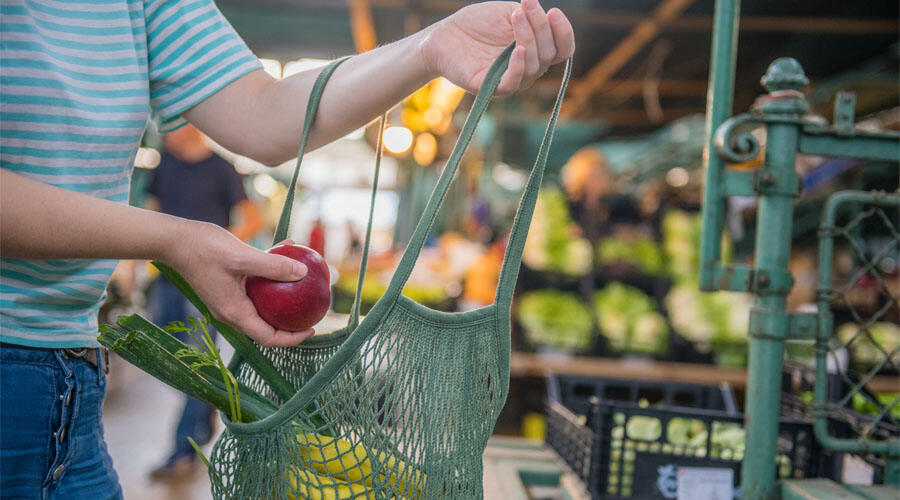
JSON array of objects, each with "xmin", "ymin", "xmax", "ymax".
[
  {"xmin": 342, "ymin": 128, "xmax": 365, "ymax": 141},
  {"xmin": 665, "ymin": 167, "xmax": 690, "ymax": 187},
  {"xmin": 423, "ymin": 107, "xmax": 443, "ymax": 129},
  {"xmin": 413, "ymin": 132, "xmax": 437, "ymax": 165},
  {"xmin": 259, "ymin": 58, "xmax": 282, "ymax": 79},
  {"xmin": 134, "ymin": 147, "xmax": 161, "ymax": 169},
  {"xmin": 253, "ymin": 173, "xmax": 279, "ymax": 198},
  {"xmin": 283, "ymin": 58, "xmax": 329, "ymax": 78},
  {"xmin": 383, "ymin": 126, "xmax": 413, "ymax": 154}
]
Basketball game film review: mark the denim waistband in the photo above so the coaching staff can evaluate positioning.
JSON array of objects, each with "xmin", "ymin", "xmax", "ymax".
[{"xmin": 0, "ymin": 342, "xmax": 106, "ymax": 376}]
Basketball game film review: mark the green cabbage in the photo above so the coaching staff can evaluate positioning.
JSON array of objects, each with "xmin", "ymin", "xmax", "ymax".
[
  {"xmin": 593, "ymin": 283, "xmax": 668, "ymax": 356},
  {"xmin": 516, "ymin": 290, "xmax": 594, "ymax": 352}
]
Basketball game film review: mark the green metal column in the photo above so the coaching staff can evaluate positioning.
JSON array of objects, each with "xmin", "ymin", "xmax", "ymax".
[
  {"xmin": 699, "ymin": 0, "xmax": 740, "ymax": 290},
  {"xmin": 741, "ymin": 60, "xmax": 809, "ymax": 500}
]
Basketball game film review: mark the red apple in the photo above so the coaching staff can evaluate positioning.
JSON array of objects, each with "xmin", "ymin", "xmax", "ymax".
[{"xmin": 246, "ymin": 244, "xmax": 331, "ymax": 332}]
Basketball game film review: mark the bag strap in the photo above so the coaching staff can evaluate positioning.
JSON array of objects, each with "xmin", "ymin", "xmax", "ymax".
[
  {"xmin": 495, "ymin": 58, "xmax": 571, "ymax": 309},
  {"xmin": 273, "ymin": 56, "xmax": 350, "ymax": 244},
  {"xmin": 270, "ymin": 56, "xmax": 384, "ymax": 329},
  {"xmin": 348, "ymin": 115, "xmax": 386, "ymax": 331},
  {"xmin": 383, "ymin": 44, "xmax": 571, "ymax": 302}
]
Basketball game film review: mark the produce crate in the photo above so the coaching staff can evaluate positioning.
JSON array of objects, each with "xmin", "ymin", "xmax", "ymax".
[
  {"xmin": 545, "ymin": 373, "xmax": 824, "ymax": 499},
  {"xmin": 591, "ymin": 401, "xmax": 820, "ymax": 499},
  {"xmin": 780, "ymin": 362, "xmax": 898, "ymax": 484},
  {"xmin": 546, "ymin": 373, "xmax": 738, "ymax": 417}
]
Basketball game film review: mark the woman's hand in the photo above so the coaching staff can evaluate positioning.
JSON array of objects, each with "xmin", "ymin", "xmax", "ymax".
[
  {"xmin": 166, "ymin": 222, "xmax": 315, "ymax": 348},
  {"xmin": 421, "ymin": 0, "xmax": 575, "ymax": 96}
]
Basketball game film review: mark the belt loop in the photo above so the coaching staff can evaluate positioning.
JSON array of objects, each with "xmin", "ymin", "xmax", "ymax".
[
  {"xmin": 53, "ymin": 350, "xmax": 75, "ymax": 379},
  {"xmin": 95, "ymin": 348, "xmax": 105, "ymax": 383}
]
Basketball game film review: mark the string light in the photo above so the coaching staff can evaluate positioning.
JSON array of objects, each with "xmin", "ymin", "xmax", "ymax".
[
  {"xmin": 259, "ymin": 59, "xmax": 282, "ymax": 79},
  {"xmin": 413, "ymin": 132, "xmax": 437, "ymax": 165},
  {"xmin": 253, "ymin": 173, "xmax": 279, "ymax": 198},
  {"xmin": 134, "ymin": 147, "xmax": 161, "ymax": 169},
  {"xmin": 383, "ymin": 126, "xmax": 413, "ymax": 155},
  {"xmin": 665, "ymin": 167, "xmax": 690, "ymax": 187}
]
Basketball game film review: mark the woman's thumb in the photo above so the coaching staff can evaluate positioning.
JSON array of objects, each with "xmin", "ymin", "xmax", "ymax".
[{"xmin": 244, "ymin": 251, "xmax": 307, "ymax": 282}]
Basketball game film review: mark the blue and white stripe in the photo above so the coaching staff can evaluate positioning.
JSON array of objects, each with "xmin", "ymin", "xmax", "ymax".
[{"xmin": 1, "ymin": 0, "xmax": 261, "ymax": 348}]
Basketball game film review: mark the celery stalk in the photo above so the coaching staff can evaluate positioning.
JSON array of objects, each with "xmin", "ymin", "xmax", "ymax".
[
  {"xmin": 98, "ymin": 322, "xmax": 276, "ymax": 421},
  {"xmin": 151, "ymin": 261, "xmax": 297, "ymax": 402}
]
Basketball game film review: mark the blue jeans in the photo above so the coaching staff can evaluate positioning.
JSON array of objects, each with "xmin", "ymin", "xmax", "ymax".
[
  {"xmin": 0, "ymin": 345, "xmax": 122, "ymax": 500},
  {"xmin": 150, "ymin": 278, "xmax": 217, "ymax": 459}
]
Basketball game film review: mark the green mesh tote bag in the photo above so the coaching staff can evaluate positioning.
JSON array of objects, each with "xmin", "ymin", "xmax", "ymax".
[{"xmin": 200, "ymin": 45, "xmax": 567, "ymax": 499}]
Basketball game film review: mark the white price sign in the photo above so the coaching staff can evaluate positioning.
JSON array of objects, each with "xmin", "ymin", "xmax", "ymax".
[{"xmin": 677, "ymin": 467, "xmax": 734, "ymax": 500}]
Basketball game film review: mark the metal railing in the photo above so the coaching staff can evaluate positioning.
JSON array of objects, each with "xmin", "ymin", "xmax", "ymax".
[
  {"xmin": 815, "ymin": 192, "xmax": 899, "ymax": 472},
  {"xmin": 698, "ymin": 1, "xmax": 900, "ymax": 498}
]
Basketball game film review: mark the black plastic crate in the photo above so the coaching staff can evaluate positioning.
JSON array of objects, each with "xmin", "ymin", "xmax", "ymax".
[
  {"xmin": 545, "ymin": 373, "xmax": 824, "ymax": 499},
  {"xmin": 547, "ymin": 373, "xmax": 738, "ymax": 417},
  {"xmin": 590, "ymin": 401, "xmax": 821, "ymax": 499},
  {"xmin": 546, "ymin": 400, "xmax": 594, "ymax": 482},
  {"xmin": 545, "ymin": 373, "xmax": 740, "ymax": 497},
  {"xmin": 780, "ymin": 362, "xmax": 898, "ymax": 483}
]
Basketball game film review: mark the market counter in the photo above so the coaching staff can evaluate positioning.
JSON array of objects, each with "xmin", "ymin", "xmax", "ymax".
[
  {"xmin": 782, "ymin": 479, "xmax": 899, "ymax": 500},
  {"xmin": 483, "ymin": 436, "xmax": 587, "ymax": 500}
]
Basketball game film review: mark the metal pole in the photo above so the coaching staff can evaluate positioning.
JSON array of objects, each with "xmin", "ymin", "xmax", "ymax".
[
  {"xmin": 741, "ymin": 59, "xmax": 809, "ymax": 500},
  {"xmin": 699, "ymin": 0, "xmax": 740, "ymax": 291}
]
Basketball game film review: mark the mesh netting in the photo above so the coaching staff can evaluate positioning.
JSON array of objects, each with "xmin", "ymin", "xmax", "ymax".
[
  {"xmin": 210, "ymin": 301, "xmax": 504, "ymax": 498},
  {"xmin": 816, "ymin": 191, "xmax": 899, "ymax": 450}
]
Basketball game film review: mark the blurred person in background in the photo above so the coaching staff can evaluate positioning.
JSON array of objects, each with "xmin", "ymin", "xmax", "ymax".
[
  {"xmin": 145, "ymin": 124, "xmax": 263, "ymax": 480},
  {"xmin": 309, "ymin": 218, "xmax": 326, "ymax": 257}
]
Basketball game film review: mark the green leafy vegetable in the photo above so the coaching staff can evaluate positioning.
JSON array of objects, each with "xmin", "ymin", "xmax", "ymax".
[
  {"xmin": 592, "ymin": 282, "xmax": 668, "ymax": 356},
  {"xmin": 597, "ymin": 236, "xmax": 664, "ymax": 274},
  {"xmin": 523, "ymin": 188, "xmax": 592, "ymax": 276},
  {"xmin": 516, "ymin": 290, "xmax": 594, "ymax": 352},
  {"xmin": 166, "ymin": 317, "xmax": 242, "ymax": 423}
]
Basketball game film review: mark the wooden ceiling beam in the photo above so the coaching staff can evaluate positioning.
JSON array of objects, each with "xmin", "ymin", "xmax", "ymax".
[
  {"xmin": 591, "ymin": 107, "xmax": 701, "ymax": 126},
  {"xmin": 347, "ymin": 0, "xmax": 377, "ymax": 53},
  {"xmin": 365, "ymin": 1, "xmax": 896, "ymax": 35},
  {"xmin": 531, "ymin": 77, "xmax": 708, "ymax": 97},
  {"xmin": 671, "ymin": 14, "xmax": 899, "ymax": 35},
  {"xmin": 561, "ymin": 0, "xmax": 696, "ymax": 117}
]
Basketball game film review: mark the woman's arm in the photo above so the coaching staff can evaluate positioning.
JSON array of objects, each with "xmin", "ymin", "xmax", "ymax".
[
  {"xmin": 0, "ymin": 169, "xmax": 314, "ymax": 347},
  {"xmin": 184, "ymin": 0, "xmax": 575, "ymax": 165}
]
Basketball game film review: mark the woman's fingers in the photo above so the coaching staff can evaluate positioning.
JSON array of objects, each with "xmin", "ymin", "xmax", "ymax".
[
  {"xmin": 512, "ymin": 8, "xmax": 540, "ymax": 84},
  {"xmin": 217, "ymin": 295, "xmax": 314, "ymax": 348},
  {"xmin": 498, "ymin": 45, "xmax": 527, "ymax": 96},
  {"xmin": 240, "ymin": 250, "xmax": 306, "ymax": 282},
  {"xmin": 504, "ymin": 2, "xmax": 574, "ymax": 93},
  {"xmin": 522, "ymin": 0, "xmax": 556, "ymax": 70},
  {"xmin": 267, "ymin": 328, "xmax": 316, "ymax": 347},
  {"xmin": 548, "ymin": 8, "xmax": 576, "ymax": 63}
]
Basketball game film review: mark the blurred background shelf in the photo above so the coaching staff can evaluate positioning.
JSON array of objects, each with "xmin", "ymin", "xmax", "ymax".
[{"xmin": 509, "ymin": 351, "xmax": 899, "ymax": 394}]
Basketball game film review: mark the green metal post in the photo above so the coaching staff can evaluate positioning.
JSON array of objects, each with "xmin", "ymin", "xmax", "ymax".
[
  {"xmin": 699, "ymin": 0, "xmax": 740, "ymax": 291},
  {"xmin": 887, "ymin": 459, "xmax": 900, "ymax": 488},
  {"xmin": 740, "ymin": 59, "xmax": 809, "ymax": 500}
]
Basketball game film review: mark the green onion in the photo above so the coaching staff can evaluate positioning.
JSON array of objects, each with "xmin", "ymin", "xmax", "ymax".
[
  {"xmin": 151, "ymin": 261, "xmax": 297, "ymax": 402},
  {"xmin": 98, "ymin": 316, "xmax": 277, "ymax": 422}
]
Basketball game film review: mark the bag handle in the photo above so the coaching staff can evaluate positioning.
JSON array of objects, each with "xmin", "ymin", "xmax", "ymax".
[
  {"xmin": 494, "ymin": 58, "xmax": 571, "ymax": 309},
  {"xmin": 271, "ymin": 56, "xmax": 384, "ymax": 329},
  {"xmin": 381, "ymin": 44, "xmax": 513, "ymax": 298},
  {"xmin": 383, "ymin": 44, "xmax": 571, "ymax": 302},
  {"xmin": 273, "ymin": 56, "xmax": 349, "ymax": 243},
  {"xmin": 347, "ymin": 115, "xmax": 386, "ymax": 331}
]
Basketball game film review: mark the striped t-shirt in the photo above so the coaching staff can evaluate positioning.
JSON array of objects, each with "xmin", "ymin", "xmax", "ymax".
[{"xmin": 1, "ymin": 0, "xmax": 262, "ymax": 348}]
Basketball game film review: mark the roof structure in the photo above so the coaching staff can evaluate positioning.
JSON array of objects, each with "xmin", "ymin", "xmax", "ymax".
[{"xmin": 218, "ymin": 0, "xmax": 899, "ymax": 136}]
